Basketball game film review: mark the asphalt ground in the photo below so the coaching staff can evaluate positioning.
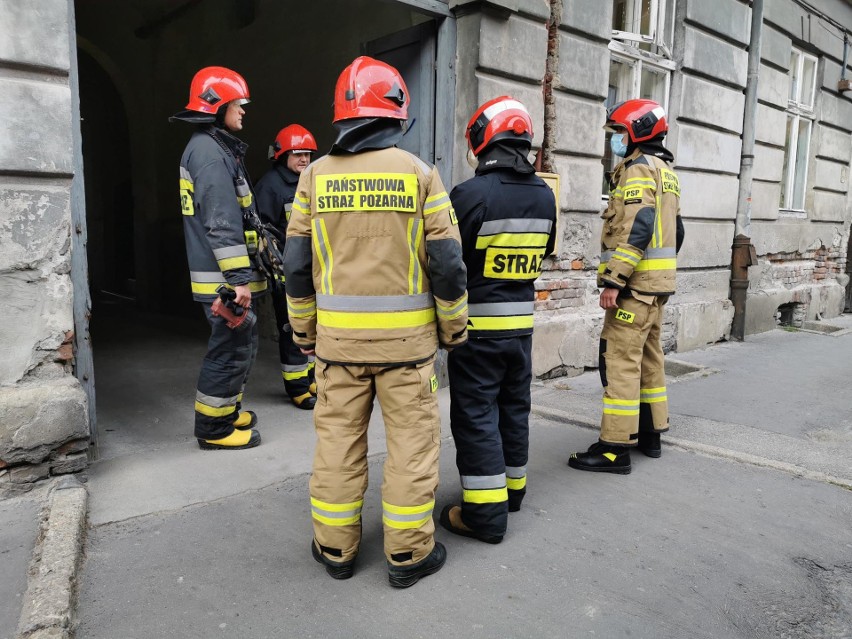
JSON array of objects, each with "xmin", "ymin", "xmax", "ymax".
[{"xmin": 5, "ymin": 310, "xmax": 852, "ymax": 638}]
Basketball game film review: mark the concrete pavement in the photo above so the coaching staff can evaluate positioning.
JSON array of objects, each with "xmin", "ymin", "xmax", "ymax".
[{"xmin": 6, "ymin": 312, "xmax": 852, "ymax": 638}]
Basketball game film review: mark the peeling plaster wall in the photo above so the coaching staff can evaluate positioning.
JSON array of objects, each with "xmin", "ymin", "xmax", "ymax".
[{"xmin": 0, "ymin": 0, "xmax": 89, "ymax": 479}]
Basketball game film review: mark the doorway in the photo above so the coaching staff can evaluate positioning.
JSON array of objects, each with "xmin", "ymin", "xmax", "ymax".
[{"xmin": 72, "ymin": 0, "xmax": 456, "ymax": 457}]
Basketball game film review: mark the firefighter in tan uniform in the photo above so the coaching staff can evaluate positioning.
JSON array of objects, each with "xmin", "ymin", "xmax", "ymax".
[
  {"xmin": 569, "ymin": 99, "xmax": 684, "ymax": 475},
  {"xmin": 282, "ymin": 56, "xmax": 468, "ymax": 587}
]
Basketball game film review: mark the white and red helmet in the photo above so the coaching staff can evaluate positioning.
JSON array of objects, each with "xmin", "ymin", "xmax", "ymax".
[
  {"xmin": 605, "ymin": 99, "xmax": 668, "ymax": 143},
  {"xmin": 466, "ymin": 96, "xmax": 533, "ymax": 157}
]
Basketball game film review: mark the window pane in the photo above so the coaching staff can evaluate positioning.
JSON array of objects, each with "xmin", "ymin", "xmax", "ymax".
[
  {"xmin": 788, "ymin": 49, "xmax": 800, "ymax": 102},
  {"xmin": 640, "ymin": 66, "xmax": 667, "ymax": 104},
  {"xmin": 613, "ymin": 0, "xmax": 630, "ymax": 31},
  {"xmin": 800, "ymin": 56, "xmax": 816, "ymax": 108},
  {"xmin": 640, "ymin": 0, "xmax": 653, "ymax": 36},
  {"xmin": 663, "ymin": 0, "xmax": 675, "ymax": 47},
  {"xmin": 603, "ymin": 59, "xmax": 635, "ymax": 193},
  {"xmin": 780, "ymin": 115, "xmax": 794, "ymax": 208},
  {"xmin": 792, "ymin": 119, "xmax": 811, "ymax": 209}
]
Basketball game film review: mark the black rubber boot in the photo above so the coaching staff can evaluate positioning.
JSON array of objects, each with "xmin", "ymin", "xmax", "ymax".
[
  {"xmin": 637, "ymin": 431, "xmax": 662, "ymax": 458},
  {"xmin": 387, "ymin": 542, "xmax": 446, "ymax": 588},
  {"xmin": 291, "ymin": 392, "xmax": 317, "ymax": 411},
  {"xmin": 568, "ymin": 441, "xmax": 632, "ymax": 474},
  {"xmin": 311, "ymin": 540, "xmax": 355, "ymax": 580},
  {"xmin": 439, "ymin": 505, "xmax": 503, "ymax": 544}
]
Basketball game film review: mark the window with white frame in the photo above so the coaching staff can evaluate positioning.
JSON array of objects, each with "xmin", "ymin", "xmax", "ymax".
[
  {"xmin": 780, "ymin": 47, "xmax": 817, "ymax": 212},
  {"xmin": 604, "ymin": 0, "xmax": 676, "ymax": 193}
]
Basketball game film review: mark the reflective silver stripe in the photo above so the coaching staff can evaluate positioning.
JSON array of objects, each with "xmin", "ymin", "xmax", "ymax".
[
  {"xmin": 316, "ymin": 292, "xmax": 434, "ymax": 312},
  {"xmin": 505, "ymin": 466, "xmax": 527, "ymax": 479},
  {"xmin": 312, "ymin": 505, "xmax": 362, "ymax": 520},
  {"xmin": 640, "ymin": 389, "xmax": 667, "ymax": 400},
  {"xmin": 644, "ymin": 247, "xmax": 676, "ymax": 258},
  {"xmin": 190, "ymin": 270, "xmax": 264, "ymax": 283},
  {"xmin": 479, "ymin": 218, "xmax": 553, "ymax": 236},
  {"xmin": 409, "ymin": 219, "xmax": 423, "ymax": 292},
  {"xmin": 600, "ymin": 250, "xmax": 613, "ymax": 263},
  {"xmin": 283, "ymin": 363, "xmax": 310, "ymax": 373},
  {"xmin": 195, "ymin": 390, "xmax": 240, "ymax": 408},
  {"xmin": 411, "ymin": 154, "xmax": 432, "ymax": 177},
  {"xmin": 383, "ymin": 509, "xmax": 433, "ymax": 523},
  {"xmin": 190, "ymin": 271, "xmax": 225, "ymax": 282},
  {"xmin": 461, "ymin": 474, "xmax": 507, "ymax": 489},
  {"xmin": 483, "ymin": 98, "xmax": 529, "ymax": 120},
  {"xmin": 213, "ymin": 245, "xmax": 249, "ymax": 260},
  {"xmin": 180, "ymin": 166, "xmax": 193, "ymax": 181},
  {"xmin": 468, "ymin": 301, "xmax": 534, "ymax": 317}
]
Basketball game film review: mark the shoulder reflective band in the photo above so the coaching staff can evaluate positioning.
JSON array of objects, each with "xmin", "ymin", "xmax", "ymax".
[
  {"xmin": 314, "ymin": 173, "xmax": 418, "ymax": 213},
  {"xmin": 383, "ymin": 499, "xmax": 434, "ymax": 530},
  {"xmin": 311, "ymin": 497, "xmax": 363, "ymax": 527},
  {"xmin": 292, "ymin": 194, "xmax": 310, "ymax": 216},
  {"xmin": 423, "ymin": 191, "xmax": 451, "ymax": 216}
]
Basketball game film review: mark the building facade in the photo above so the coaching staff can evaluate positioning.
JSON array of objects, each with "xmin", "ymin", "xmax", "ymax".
[{"xmin": 1, "ymin": 0, "xmax": 851, "ymax": 479}]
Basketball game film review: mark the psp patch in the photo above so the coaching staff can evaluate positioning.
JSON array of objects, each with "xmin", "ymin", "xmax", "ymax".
[{"xmin": 615, "ymin": 309, "xmax": 635, "ymax": 324}]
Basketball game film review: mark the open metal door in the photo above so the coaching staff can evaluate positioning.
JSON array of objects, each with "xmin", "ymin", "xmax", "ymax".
[{"xmin": 366, "ymin": 22, "xmax": 437, "ymax": 163}]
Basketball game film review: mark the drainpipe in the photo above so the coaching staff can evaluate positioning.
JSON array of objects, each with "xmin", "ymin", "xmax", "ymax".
[{"xmin": 730, "ymin": 0, "xmax": 764, "ymax": 341}]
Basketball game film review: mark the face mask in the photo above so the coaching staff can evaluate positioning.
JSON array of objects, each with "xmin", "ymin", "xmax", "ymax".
[{"xmin": 610, "ymin": 133, "xmax": 628, "ymax": 157}]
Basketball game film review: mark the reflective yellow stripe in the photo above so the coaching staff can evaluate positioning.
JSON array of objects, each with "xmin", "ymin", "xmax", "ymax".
[
  {"xmin": 603, "ymin": 452, "xmax": 618, "ymax": 462},
  {"xmin": 423, "ymin": 191, "xmax": 450, "ymax": 215},
  {"xmin": 287, "ymin": 298, "xmax": 317, "ymax": 319},
  {"xmin": 506, "ymin": 476, "xmax": 526, "ymax": 490},
  {"xmin": 217, "ymin": 256, "xmax": 252, "ymax": 271},
  {"xmin": 463, "ymin": 487, "xmax": 508, "ymax": 504},
  {"xmin": 313, "ymin": 219, "xmax": 334, "ymax": 295},
  {"xmin": 292, "ymin": 196, "xmax": 310, "ymax": 216},
  {"xmin": 468, "ymin": 315, "xmax": 534, "ymax": 331},
  {"xmin": 282, "ymin": 369, "xmax": 310, "ymax": 381},
  {"xmin": 475, "ymin": 232, "xmax": 550, "ymax": 249},
  {"xmin": 311, "ymin": 497, "xmax": 363, "ymax": 527},
  {"xmin": 317, "ymin": 308, "xmax": 436, "ymax": 330},
  {"xmin": 634, "ymin": 258, "xmax": 676, "ymax": 272},
  {"xmin": 194, "ymin": 401, "xmax": 236, "ymax": 418},
  {"xmin": 436, "ymin": 294, "xmax": 468, "ymax": 321},
  {"xmin": 179, "ymin": 179, "xmax": 194, "ymax": 192},
  {"xmin": 191, "ymin": 280, "xmax": 268, "ymax": 295},
  {"xmin": 625, "ymin": 177, "xmax": 655, "ymax": 187},
  {"xmin": 407, "ymin": 218, "xmax": 424, "ymax": 295},
  {"xmin": 603, "ymin": 407, "xmax": 641, "ymax": 415},
  {"xmin": 237, "ymin": 193, "xmax": 252, "ymax": 208}
]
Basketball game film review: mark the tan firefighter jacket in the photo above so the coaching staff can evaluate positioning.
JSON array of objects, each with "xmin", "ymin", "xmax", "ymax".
[
  {"xmin": 598, "ymin": 148, "xmax": 684, "ymax": 296},
  {"xmin": 282, "ymin": 147, "xmax": 468, "ymax": 366}
]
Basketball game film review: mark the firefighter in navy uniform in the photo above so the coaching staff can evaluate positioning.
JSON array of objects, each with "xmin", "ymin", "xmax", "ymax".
[
  {"xmin": 283, "ymin": 56, "xmax": 468, "ymax": 588},
  {"xmin": 255, "ymin": 124, "xmax": 318, "ymax": 410},
  {"xmin": 170, "ymin": 66, "xmax": 266, "ymax": 450},
  {"xmin": 569, "ymin": 99, "xmax": 684, "ymax": 474},
  {"xmin": 439, "ymin": 97, "xmax": 556, "ymax": 544}
]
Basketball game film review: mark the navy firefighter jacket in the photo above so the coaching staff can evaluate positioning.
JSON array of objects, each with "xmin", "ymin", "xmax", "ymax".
[
  {"xmin": 178, "ymin": 126, "xmax": 268, "ymax": 303},
  {"xmin": 449, "ymin": 167, "xmax": 556, "ymax": 339}
]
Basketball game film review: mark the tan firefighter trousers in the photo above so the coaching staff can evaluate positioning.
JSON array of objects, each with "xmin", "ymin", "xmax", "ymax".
[
  {"xmin": 599, "ymin": 294, "xmax": 669, "ymax": 445},
  {"xmin": 309, "ymin": 356, "xmax": 440, "ymax": 567}
]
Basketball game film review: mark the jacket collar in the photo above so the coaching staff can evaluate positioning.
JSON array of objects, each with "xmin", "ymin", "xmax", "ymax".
[{"xmin": 274, "ymin": 163, "xmax": 300, "ymax": 185}]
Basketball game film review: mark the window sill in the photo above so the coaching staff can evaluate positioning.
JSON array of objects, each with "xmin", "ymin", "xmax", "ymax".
[{"xmin": 778, "ymin": 208, "xmax": 808, "ymax": 219}]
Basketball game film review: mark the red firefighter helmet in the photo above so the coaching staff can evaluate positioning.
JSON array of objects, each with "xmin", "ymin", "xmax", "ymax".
[
  {"xmin": 605, "ymin": 99, "xmax": 667, "ymax": 143},
  {"xmin": 185, "ymin": 66, "xmax": 250, "ymax": 114},
  {"xmin": 270, "ymin": 124, "xmax": 318, "ymax": 160},
  {"xmin": 333, "ymin": 56, "xmax": 409, "ymax": 122},
  {"xmin": 466, "ymin": 96, "xmax": 533, "ymax": 157}
]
